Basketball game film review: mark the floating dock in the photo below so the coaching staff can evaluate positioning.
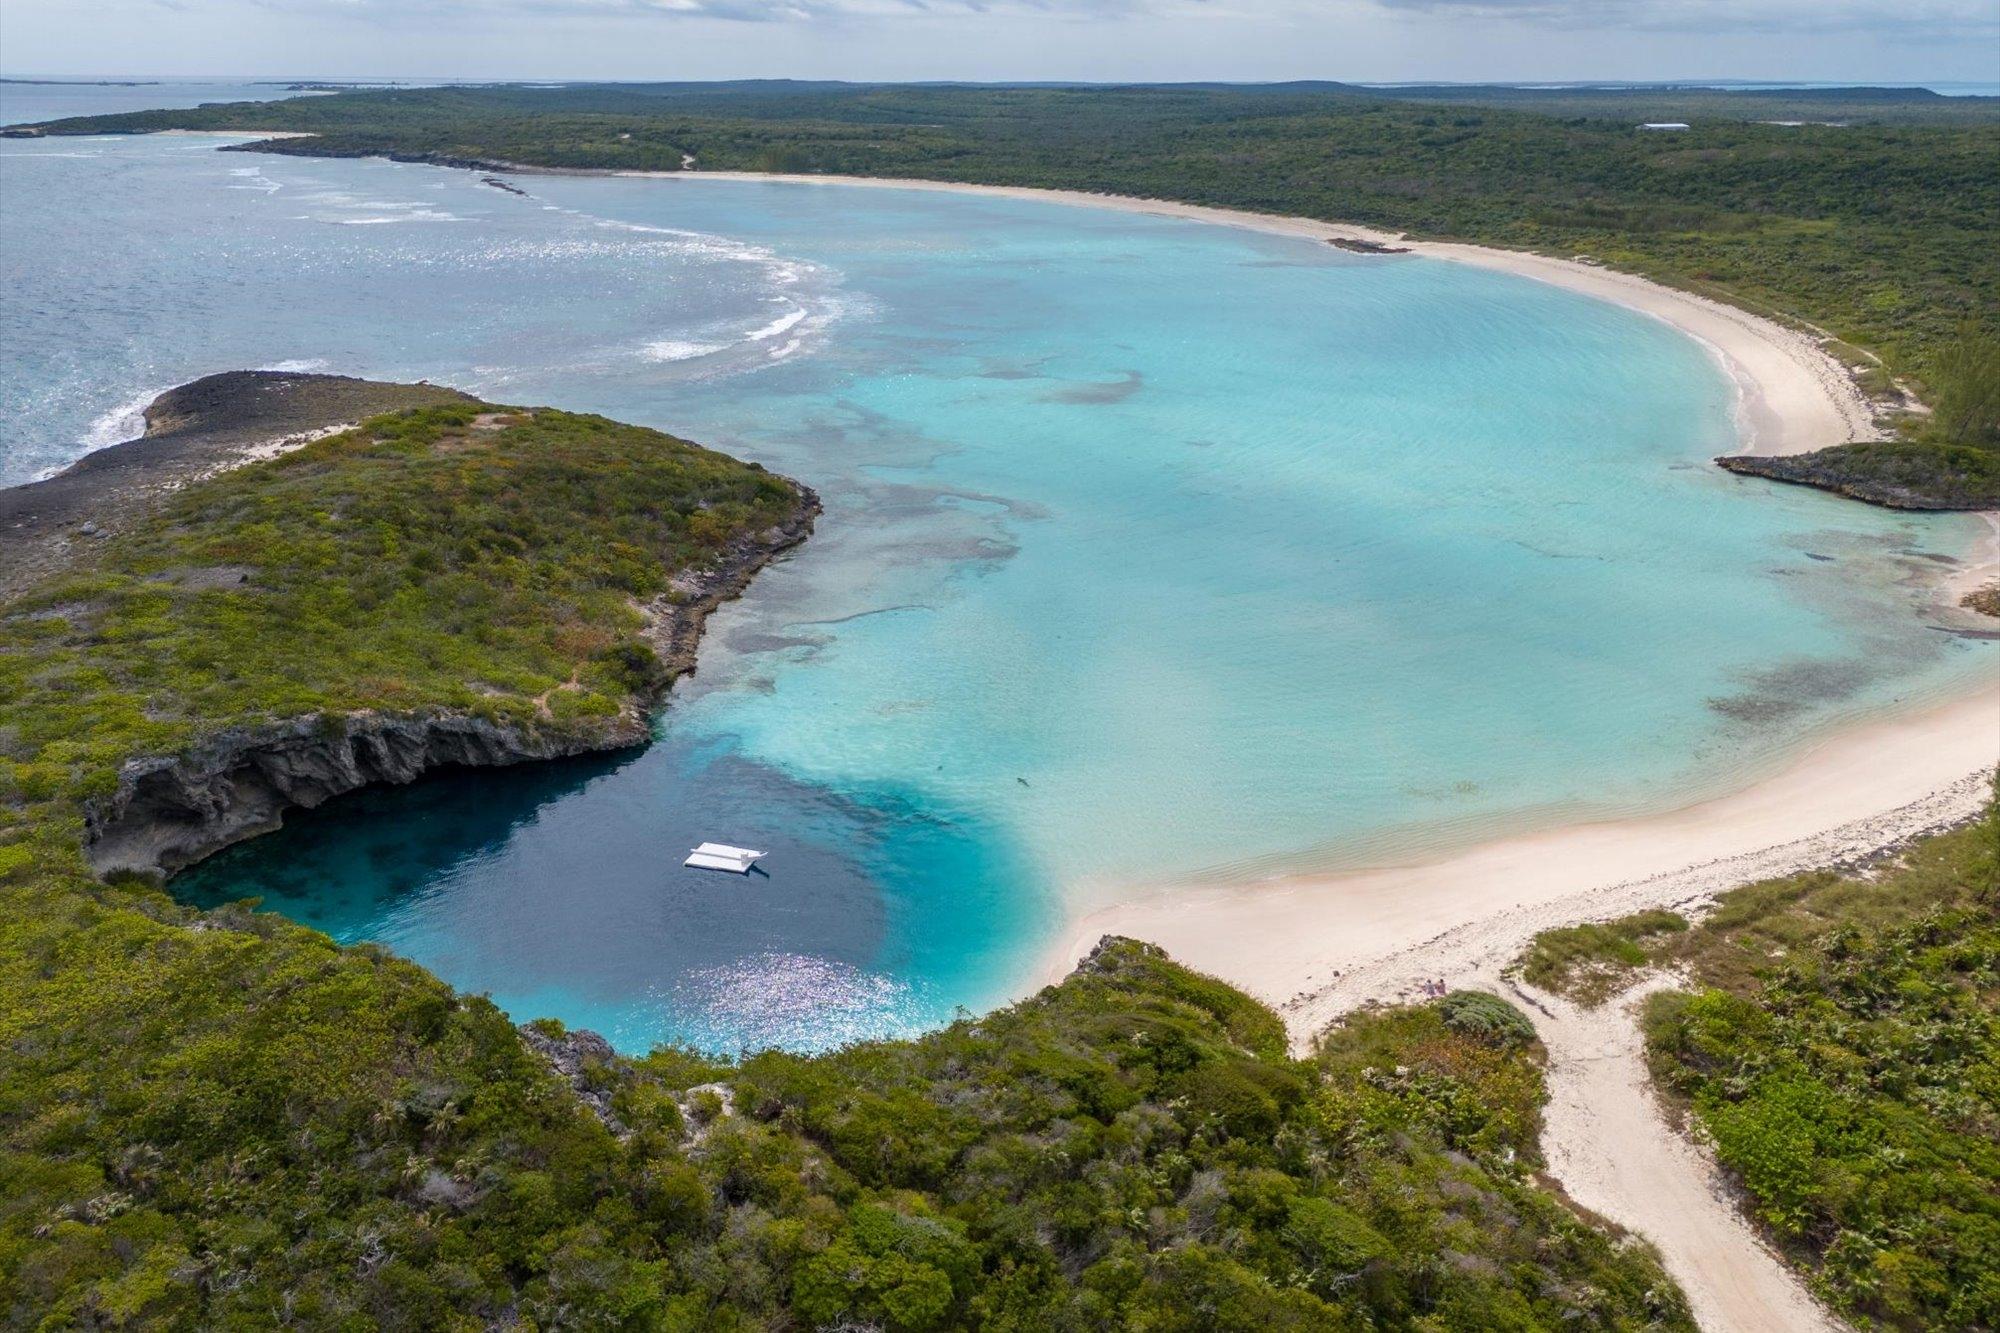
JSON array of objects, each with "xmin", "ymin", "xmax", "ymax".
[{"xmin": 684, "ymin": 842, "xmax": 767, "ymax": 874}]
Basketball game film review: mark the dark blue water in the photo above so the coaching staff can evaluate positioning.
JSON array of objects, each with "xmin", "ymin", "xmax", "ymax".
[{"xmin": 176, "ymin": 728, "xmax": 1044, "ymax": 1053}]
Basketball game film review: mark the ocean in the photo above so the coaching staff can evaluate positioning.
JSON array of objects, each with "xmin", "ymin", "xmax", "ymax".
[{"xmin": 3, "ymin": 128, "xmax": 1990, "ymax": 1053}]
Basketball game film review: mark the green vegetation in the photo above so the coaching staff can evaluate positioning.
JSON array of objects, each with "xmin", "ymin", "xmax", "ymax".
[
  {"xmin": 1930, "ymin": 323, "xmax": 2000, "ymax": 444},
  {"xmin": 0, "ymin": 400, "xmax": 803, "ymax": 873},
  {"xmin": 1720, "ymin": 322, "xmax": 2000, "ymax": 508},
  {"xmin": 1717, "ymin": 437, "xmax": 2000, "ymax": 508},
  {"xmin": 1510, "ymin": 910, "xmax": 1688, "ymax": 1007},
  {"xmin": 22, "ymin": 80, "xmax": 1997, "ymax": 506},
  {"xmin": 0, "ymin": 392, "xmax": 1687, "ymax": 1325},
  {"xmin": 1, "ymin": 894, "xmax": 1692, "ymax": 1328},
  {"xmin": 1521, "ymin": 800, "xmax": 2000, "ymax": 1329}
]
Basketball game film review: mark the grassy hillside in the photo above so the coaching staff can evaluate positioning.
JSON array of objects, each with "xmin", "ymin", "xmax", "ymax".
[
  {"xmin": 0, "ymin": 391, "xmax": 1689, "ymax": 1325},
  {"xmin": 1517, "ymin": 799, "xmax": 2000, "ymax": 1329},
  {"xmin": 0, "ymin": 399, "xmax": 808, "ymax": 877}
]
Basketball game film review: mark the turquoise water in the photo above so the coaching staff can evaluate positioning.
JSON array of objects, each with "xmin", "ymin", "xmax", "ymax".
[{"xmin": 4, "ymin": 134, "xmax": 1991, "ymax": 1052}]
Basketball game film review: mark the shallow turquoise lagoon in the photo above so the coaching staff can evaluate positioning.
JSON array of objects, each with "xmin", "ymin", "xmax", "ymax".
[{"xmin": 4, "ymin": 137, "xmax": 1989, "ymax": 1051}]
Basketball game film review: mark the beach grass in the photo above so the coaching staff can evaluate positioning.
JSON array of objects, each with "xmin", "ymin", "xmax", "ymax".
[{"xmin": 1510, "ymin": 909, "xmax": 1689, "ymax": 1007}]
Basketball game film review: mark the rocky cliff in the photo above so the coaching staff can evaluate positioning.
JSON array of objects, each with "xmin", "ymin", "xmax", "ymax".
[{"xmin": 83, "ymin": 712, "xmax": 641, "ymax": 876}]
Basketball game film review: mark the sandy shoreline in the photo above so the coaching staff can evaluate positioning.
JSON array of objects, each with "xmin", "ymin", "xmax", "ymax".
[
  {"xmin": 1042, "ymin": 684, "xmax": 1996, "ymax": 1040},
  {"xmin": 1944, "ymin": 511, "xmax": 2000, "ymax": 611},
  {"xmin": 629, "ymin": 169, "xmax": 1882, "ymax": 457},
  {"xmin": 31, "ymin": 149, "xmax": 1999, "ymax": 1039}
]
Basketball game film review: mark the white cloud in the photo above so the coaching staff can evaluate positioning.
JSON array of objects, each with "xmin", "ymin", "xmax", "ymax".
[
  {"xmin": 3, "ymin": 0, "xmax": 1992, "ymax": 81},
  {"xmin": 243, "ymin": 0, "xmax": 1217, "ymax": 21},
  {"xmin": 1365, "ymin": 0, "xmax": 1996, "ymax": 39}
]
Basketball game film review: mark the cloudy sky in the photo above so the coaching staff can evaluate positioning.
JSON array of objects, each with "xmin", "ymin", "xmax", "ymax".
[{"xmin": 2, "ymin": 0, "xmax": 1994, "ymax": 84}]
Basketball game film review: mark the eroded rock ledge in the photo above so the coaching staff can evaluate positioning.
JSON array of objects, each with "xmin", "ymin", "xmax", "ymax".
[
  {"xmin": 82, "ymin": 490, "xmax": 816, "ymax": 877},
  {"xmin": 83, "ymin": 711, "xmax": 639, "ymax": 876},
  {"xmin": 1716, "ymin": 444, "xmax": 2000, "ymax": 511}
]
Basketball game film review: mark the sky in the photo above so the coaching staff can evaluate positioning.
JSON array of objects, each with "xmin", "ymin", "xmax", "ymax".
[{"xmin": 1, "ymin": 0, "xmax": 1995, "ymax": 85}]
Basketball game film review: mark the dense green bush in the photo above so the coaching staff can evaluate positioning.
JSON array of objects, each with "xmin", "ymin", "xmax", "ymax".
[
  {"xmin": 1926, "ymin": 323, "xmax": 2000, "ymax": 446},
  {"xmin": 1437, "ymin": 989, "xmax": 1540, "ymax": 1045},
  {"xmin": 1642, "ymin": 801, "xmax": 2000, "ymax": 1329},
  {"xmin": 0, "ymin": 905, "xmax": 1694, "ymax": 1327}
]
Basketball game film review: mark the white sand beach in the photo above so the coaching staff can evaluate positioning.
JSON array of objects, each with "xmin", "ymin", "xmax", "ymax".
[{"xmin": 1042, "ymin": 685, "xmax": 1996, "ymax": 1031}]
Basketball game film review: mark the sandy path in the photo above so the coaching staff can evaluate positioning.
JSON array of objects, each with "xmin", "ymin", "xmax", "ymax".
[
  {"xmin": 1525, "ymin": 976, "xmax": 1848, "ymax": 1333},
  {"xmin": 627, "ymin": 170, "xmax": 1880, "ymax": 456}
]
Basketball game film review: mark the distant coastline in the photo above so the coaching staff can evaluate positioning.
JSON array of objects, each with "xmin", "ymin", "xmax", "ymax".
[{"xmin": 0, "ymin": 77, "xmax": 160, "ymax": 86}]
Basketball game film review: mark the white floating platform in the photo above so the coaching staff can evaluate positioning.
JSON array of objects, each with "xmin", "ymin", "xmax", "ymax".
[{"xmin": 684, "ymin": 842, "xmax": 767, "ymax": 874}]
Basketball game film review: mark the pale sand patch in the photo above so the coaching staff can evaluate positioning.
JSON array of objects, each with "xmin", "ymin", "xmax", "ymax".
[
  {"xmin": 624, "ymin": 170, "xmax": 1880, "ymax": 456},
  {"xmin": 1040, "ymin": 684, "xmax": 1998, "ymax": 1039},
  {"xmin": 187, "ymin": 422, "xmax": 355, "ymax": 485}
]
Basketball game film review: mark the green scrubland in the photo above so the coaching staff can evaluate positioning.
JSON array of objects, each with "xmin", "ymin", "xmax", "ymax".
[{"xmin": 1520, "ymin": 799, "xmax": 2000, "ymax": 1330}]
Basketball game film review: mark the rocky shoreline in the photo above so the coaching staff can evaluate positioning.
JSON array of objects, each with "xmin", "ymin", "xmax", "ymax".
[
  {"xmin": 2, "ymin": 370, "xmax": 818, "ymax": 878},
  {"xmin": 83, "ymin": 711, "xmax": 644, "ymax": 876},
  {"xmin": 1716, "ymin": 443, "xmax": 2000, "ymax": 511}
]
